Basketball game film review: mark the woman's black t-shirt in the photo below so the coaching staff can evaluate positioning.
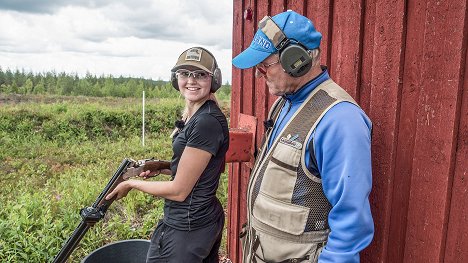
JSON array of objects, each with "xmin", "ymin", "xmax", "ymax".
[{"xmin": 163, "ymin": 100, "xmax": 229, "ymax": 231}]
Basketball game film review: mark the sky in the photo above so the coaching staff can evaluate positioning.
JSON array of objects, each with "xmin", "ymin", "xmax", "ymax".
[{"xmin": 0, "ymin": 0, "xmax": 234, "ymax": 82}]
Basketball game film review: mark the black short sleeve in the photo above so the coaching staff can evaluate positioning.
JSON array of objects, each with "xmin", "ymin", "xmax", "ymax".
[{"xmin": 186, "ymin": 114, "xmax": 224, "ymax": 156}]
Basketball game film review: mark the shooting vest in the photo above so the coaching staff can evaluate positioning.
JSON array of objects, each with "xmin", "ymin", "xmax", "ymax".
[{"xmin": 242, "ymin": 80, "xmax": 358, "ymax": 263}]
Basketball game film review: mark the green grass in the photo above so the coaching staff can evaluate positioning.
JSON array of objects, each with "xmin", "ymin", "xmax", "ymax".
[{"xmin": 0, "ymin": 94, "xmax": 230, "ymax": 262}]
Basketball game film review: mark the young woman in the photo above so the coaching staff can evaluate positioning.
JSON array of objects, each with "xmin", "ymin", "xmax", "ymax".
[{"xmin": 106, "ymin": 47, "xmax": 229, "ymax": 263}]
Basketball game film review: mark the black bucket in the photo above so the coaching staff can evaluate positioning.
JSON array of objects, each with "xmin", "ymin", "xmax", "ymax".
[{"xmin": 81, "ymin": 239, "xmax": 150, "ymax": 263}]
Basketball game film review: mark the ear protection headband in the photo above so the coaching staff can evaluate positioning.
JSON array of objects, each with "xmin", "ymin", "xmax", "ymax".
[
  {"xmin": 259, "ymin": 16, "xmax": 312, "ymax": 77},
  {"xmin": 171, "ymin": 47, "xmax": 222, "ymax": 93}
]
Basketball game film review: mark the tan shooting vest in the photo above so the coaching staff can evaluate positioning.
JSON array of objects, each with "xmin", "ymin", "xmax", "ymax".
[{"xmin": 242, "ymin": 80, "xmax": 358, "ymax": 263}]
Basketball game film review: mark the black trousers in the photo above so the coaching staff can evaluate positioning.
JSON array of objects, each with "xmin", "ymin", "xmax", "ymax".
[{"xmin": 146, "ymin": 215, "xmax": 224, "ymax": 263}]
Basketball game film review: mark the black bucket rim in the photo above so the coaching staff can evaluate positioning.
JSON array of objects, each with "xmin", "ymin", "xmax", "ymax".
[{"xmin": 81, "ymin": 239, "xmax": 150, "ymax": 263}]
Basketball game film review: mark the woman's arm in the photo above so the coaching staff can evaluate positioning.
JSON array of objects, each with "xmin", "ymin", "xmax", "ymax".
[{"xmin": 106, "ymin": 146, "xmax": 211, "ymax": 202}]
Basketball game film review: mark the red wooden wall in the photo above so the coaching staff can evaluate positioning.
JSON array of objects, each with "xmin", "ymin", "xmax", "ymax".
[{"xmin": 227, "ymin": 0, "xmax": 468, "ymax": 262}]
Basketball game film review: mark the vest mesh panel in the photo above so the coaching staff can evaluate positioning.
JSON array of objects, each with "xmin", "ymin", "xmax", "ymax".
[{"xmin": 295, "ymin": 162, "xmax": 332, "ymax": 231}]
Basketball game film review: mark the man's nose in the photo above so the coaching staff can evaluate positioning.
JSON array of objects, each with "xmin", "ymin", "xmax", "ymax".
[{"xmin": 255, "ymin": 68, "xmax": 265, "ymax": 79}]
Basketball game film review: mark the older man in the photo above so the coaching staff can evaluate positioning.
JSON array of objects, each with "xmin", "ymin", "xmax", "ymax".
[{"xmin": 232, "ymin": 10, "xmax": 374, "ymax": 263}]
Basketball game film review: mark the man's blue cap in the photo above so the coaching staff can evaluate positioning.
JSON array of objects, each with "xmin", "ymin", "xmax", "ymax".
[{"xmin": 232, "ymin": 10, "xmax": 322, "ymax": 69}]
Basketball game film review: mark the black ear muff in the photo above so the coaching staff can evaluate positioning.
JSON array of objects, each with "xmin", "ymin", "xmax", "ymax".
[
  {"xmin": 259, "ymin": 15, "xmax": 312, "ymax": 78},
  {"xmin": 171, "ymin": 71, "xmax": 179, "ymax": 90},
  {"xmin": 211, "ymin": 67, "xmax": 222, "ymax": 92},
  {"xmin": 279, "ymin": 43, "xmax": 312, "ymax": 77}
]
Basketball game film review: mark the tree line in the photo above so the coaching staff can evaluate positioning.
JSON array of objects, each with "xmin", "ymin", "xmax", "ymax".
[{"xmin": 0, "ymin": 67, "xmax": 231, "ymax": 99}]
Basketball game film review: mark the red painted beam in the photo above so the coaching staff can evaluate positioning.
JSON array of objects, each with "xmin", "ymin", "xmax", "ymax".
[
  {"xmin": 226, "ymin": 129, "xmax": 253, "ymax": 163},
  {"xmin": 329, "ymin": 0, "xmax": 363, "ymax": 99},
  {"xmin": 287, "ymin": 0, "xmax": 305, "ymax": 14},
  {"xmin": 359, "ymin": 0, "xmax": 376, "ymax": 114},
  {"xmin": 306, "ymin": 0, "xmax": 332, "ymax": 69},
  {"xmin": 227, "ymin": 0, "xmax": 245, "ymax": 261},
  {"xmin": 254, "ymin": 0, "xmax": 270, "ymax": 145},
  {"xmin": 404, "ymin": 0, "xmax": 467, "ymax": 261},
  {"xmin": 386, "ymin": 0, "xmax": 424, "ymax": 261},
  {"xmin": 444, "ymin": 44, "xmax": 468, "ymax": 262},
  {"xmin": 364, "ymin": 0, "xmax": 406, "ymax": 262}
]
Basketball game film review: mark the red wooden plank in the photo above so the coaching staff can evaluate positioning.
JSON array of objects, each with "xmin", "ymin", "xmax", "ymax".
[
  {"xmin": 270, "ymin": 0, "xmax": 286, "ymax": 19},
  {"xmin": 385, "ymin": 0, "xmax": 425, "ymax": 261},
  {"xmin": 227, "ymin": 0, "xmax": 244, "ymax": 261},
  {"xmin": 231, "ymin": 0, "xmax": 244, "ymax": 128},
  {"xmin": 358, "ymin": 0, "xmax": 376, "ymax": 112},
  {"xmin": 242, "ymin": 0, "xmax": 257, "ymax": 116},
  {"xmin": 306, "ymin": 0, "xmax": 332, "ymax": 69},
  {"xmin": 287, "ymin": 0, "xmax": 305, "ymax": 14},
  {"xmin": 228, "ymin": 163, "xmax": 241, "ymax": 263},
  {"xmin": 404, "ymin": 0, "xmax": 467, "ymax": 261},
  {"xmin": 364, "ymin": 0, "xmax": 406, "ymax": 262},
  {"xmin": 238, "ymin": 2, "xmax": 256, "ymax": 258},
  {"xmin": 329, "ymin": 0, "xmax": 363, "ymax": 98},
  {"xmin": 444, "ymin": 39, "xmax": 468, "ymax": 262},
  {"xmin": 254, "ymin": 0, "xmax": 270, "ymax": 144}
]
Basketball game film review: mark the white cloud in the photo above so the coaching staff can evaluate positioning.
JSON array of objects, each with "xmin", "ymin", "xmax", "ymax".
[{"xmin": 0, "ymin": 0, "xmax": 233, "ymax": 82}]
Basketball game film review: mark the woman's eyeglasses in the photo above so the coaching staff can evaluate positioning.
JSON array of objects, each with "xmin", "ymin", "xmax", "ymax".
[{"xmin": 175, "ymin": 70, "xmax": 212, "ymax": 81}]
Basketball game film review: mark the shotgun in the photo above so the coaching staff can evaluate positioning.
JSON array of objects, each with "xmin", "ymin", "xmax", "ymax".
[{"xmin": 52, "ymin": 158, "xmax": 170, "ymax": 263}]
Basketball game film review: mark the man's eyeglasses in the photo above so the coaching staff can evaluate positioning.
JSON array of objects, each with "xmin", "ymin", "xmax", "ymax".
[
  {"xmin": 255, "ymin": 59, "xmax": 280, "ymax": 75},
  {"xmin": 175, "ymin": 69, "xmax": 212, "ymax": 81}
]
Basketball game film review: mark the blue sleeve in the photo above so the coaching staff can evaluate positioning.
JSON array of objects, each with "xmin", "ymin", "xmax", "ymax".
[{"xmin": 311, "ymin": 102, "xmax": 374, "ymax": 263}]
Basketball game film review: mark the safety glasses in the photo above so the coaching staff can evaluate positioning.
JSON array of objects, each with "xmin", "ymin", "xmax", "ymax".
[
  {"xmin": 175, "ymin": 69, "xmax": 212, "ymax": 81},
  {"xmin": 255, "ymin": 59, "xmax": 280, "ymax": 75}
]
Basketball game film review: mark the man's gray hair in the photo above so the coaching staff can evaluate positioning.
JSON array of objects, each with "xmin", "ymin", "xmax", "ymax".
[{"xmin": 309, "ymin": 48, "xmax": 321, "ymax": 67}]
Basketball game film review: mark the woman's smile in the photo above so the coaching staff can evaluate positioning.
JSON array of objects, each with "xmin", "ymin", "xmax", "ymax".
[{"xmin": 186, "ymin": 86, "xmax": 201, "ymax": 91}]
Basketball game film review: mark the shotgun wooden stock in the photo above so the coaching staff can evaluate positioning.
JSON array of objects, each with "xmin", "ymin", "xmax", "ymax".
[{"xmin": 122, "ymin": 160, "xmax": 171, "ymax": 180}]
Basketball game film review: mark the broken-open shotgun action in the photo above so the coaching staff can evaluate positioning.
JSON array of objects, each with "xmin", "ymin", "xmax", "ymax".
[{"xmin": 52, "ymin": 158, "xmax": 170, "ymax": 263}]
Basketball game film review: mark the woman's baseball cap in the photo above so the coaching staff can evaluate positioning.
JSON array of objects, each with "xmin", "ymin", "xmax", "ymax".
[{"xmin": 172, "ymin": 47, "xmax": 217, "ymax": 73}]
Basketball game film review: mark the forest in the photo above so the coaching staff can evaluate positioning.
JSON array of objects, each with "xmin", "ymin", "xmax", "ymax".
[{"xmin": 0, "ymin": 67, "xmax": 231, "ymax": 100}]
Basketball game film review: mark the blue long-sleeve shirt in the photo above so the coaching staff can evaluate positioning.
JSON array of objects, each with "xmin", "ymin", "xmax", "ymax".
[{"xmin": 267, "ymin": 69, "xmax": 374, "ymax": 263}]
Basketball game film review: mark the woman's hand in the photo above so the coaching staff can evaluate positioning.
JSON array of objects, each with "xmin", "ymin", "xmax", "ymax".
[
  {"xmin": 138, "ymin": 170, "xmax": 160, "ymax": 179},
  {"xmin": 106, "ymin": 181, "xmax": 133, "ymax": 201},
  {"xmin": 138, "ymin": 169, "xmax": 172, "ymax": 179}
]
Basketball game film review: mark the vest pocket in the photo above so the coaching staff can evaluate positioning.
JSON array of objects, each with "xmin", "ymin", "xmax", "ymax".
[
  {"xmin": 260, "ymin": 142, "xmax": 302, "ymax": 200},
  {"xmin": 250, "ymin": 226, "xmax": 319, "ymax": 263},
  {"xmin": 253, "ymin": 192, "xmax": 309, "ymax": 235},
  {"xmin": 271, "ymin": 140, "xmax": 301, "ymax": 168}
]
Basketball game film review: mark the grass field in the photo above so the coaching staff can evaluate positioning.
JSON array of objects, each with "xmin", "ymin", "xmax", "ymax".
[{"xmin": 0, "ymin": 94, "xmax": 230, "ymax": 262}]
